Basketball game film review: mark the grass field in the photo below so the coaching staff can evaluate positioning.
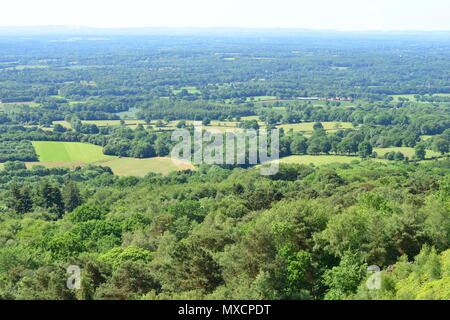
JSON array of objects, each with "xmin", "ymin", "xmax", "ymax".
[
  {"xmin": 276, "ymin": 155, "xmax": 387, "ymax": 166},
  {"xmin": 172, "ymin": 86, "xmax": 201, "ymax": 94},
  {"xmin": 245, "ymin": 96, "xmax": 277, "ymax": 102},
  {"xmin": 96, "ymin": 157, "xmax": 195, "ymax": 176},
  {"xmin": 373, "ymin": 147, "xmax": 441, "ymax": 159},
  {"xmin": 116, "ymin": 107, "xmax": 140, "ymax": 119},
  {"xmin": 390, "ymin": 93, "xmax": 450, "ymax": 102},
  {"xmin": 277, "ymin": 122, "xmax": 353, "ymax": 133},
  {"xmin": 32, "ymin": 141, "xmax": 116, "ymax": 162},
  {"xmin": 82, "ymin": 119, "xmax": 147, "ymax": 127},
  {"xmin": 420, "ymin": 135, "xmax": 434, "ymax": 141},
  {"xmin": 390, "ymin": 94, "xmax": 418, "ymax": 101},
  {"xmin": 9, "ymin": 141, "xmax": 194, "ymax": 176}
]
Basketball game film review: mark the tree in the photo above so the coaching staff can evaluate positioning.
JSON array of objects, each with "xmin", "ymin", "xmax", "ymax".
[
  {"xmin": 313, "ymin": 122, "xmax": 324, "ymax": 131},
  {"xmin": 7, "ymin": 184, "xmax": 33, "ymax": 214},
  {"xmin": 394, "ymin": 151, "xmax": 405, "ymax": 161},
  {"xmin": 322, "ymin": 251, "xmax": 367, "ymax": 300},
  {"xmin": 338, "ymin": 137, "xmax": 359, "ymax": 155},
  {"xmin": 358, "ymin": 142, "xmax": 373, "ymax": 158},
  {"xmin": 307, "ymin": 138, "xmax": 322, "ymax": 155},
  {"xmin": 384, "ymin": 151, "xmax": 396, "ymax": 160},
  {"xmin": 415, "ymin": 144, "xmax": 426, "ymax": 160},
  {"xmin": 130, "ymin": 142, "xmax": 155, "ymax": 158},
  {"xmin": 202, "ymin": 118, "xmax": 211, "ymax": 126},
  {"xmin": 176, "ymin": 120, "xmax": 187, "ymax": 128},
  {"xmin": 34, "ymin": 180, "xmax": 64, "ymax": 217},
  {"xmin": 432, "ymin": 138, "xmax": 449, "ymax": 155},
  {"xmin": 62, "ymin": 179, "xmax": 83, "ymax": 213},
  {"xmin": 239, "ymin": 120, "xmax": 259, "ymax": 130},
  {"xmin": 46, "ymin": 232, "xmax": 85, "ymax": 259},
  {"xmin": 290, "ymin": 136, "xmax": 308, "ymax": 154},
  {"xmin": 68, "ymin": 204, "xmax": 107, "ymax": 223},
  {"xmin": 53, "ymin": 124, "xmax": 67, "ymax": 132}
]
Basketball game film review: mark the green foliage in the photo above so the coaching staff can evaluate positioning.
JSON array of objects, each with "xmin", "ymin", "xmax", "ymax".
[
  {"xmin": 67, "ymin": 204, "xmax": 107, "ymax": 223},
  {"xmin": 322, "ymin": 251, "xmax": 367, "ymax": 300},
  {"xmin": 62, "ymin": 179, "xmax": 83, "ymax": 213},
  {"xmin": 352, "ymin": 246, "xmax": 450, "ymax": 300},
  {"xmin": 167, "ymin": 200, "xmax": 206, "ymax": 223},
  {"xmin": 414, "ymin": 144, "xmax": 427, "ymax": 160},
  {"xmin": 45, "ymin": 232, "xmax": 86, "ymax": 260},
  {"xmin": 0, "ymin": 156, "xmax": 449, "ymax": 300},
  {"xmin": 99, "ymin": 246, "xmax": 153, "ymax": 271}
]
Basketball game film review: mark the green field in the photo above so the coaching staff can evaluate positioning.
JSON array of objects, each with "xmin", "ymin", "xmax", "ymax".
[
  {"xmin": 276, "ymin": 155, "xmax": 387, "ymax": 166},
  {"xmin": 245, "ymin": 96, "xmax": 277, "ymax": 102},
  {"xmin": 83, "ymin": 119, "xmax": 147, "ymax": 127},
  {"xmin": 116, "ymin": 107, "xmax": 140, "ymax": 119},
  {"xmin": 21, "ymin": 141, "xmax": 195, "ymax": 176},
  {"xmin": 420, "ymin": 135, "xmax": 434, "ymax": 141},
  {"xmin": 32, "ymin": 141, "xmax": 116, "ymax": 162},
  {"xmin": 390, "ymin": 94, "xmax": 418, "ymax": 101},
  {"xmin": 277, "ymin": 121, "xmax": 353, "ymax": 132},
  {"xmin": 97, "ymin": 157, "xmax": 195, "ymax": 177},
  {"xmin": 373, "ymin": 147, "xmax": 441, "ymax": 159},
  {"xmin": 390, "ymin": 93, "xmax": 450, "ymax": 102}
]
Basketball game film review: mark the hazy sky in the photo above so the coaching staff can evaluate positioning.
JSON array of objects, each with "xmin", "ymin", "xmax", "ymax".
[{"xmin": 1, "ymin": 0, "xmax": 450, "ymax": 31}]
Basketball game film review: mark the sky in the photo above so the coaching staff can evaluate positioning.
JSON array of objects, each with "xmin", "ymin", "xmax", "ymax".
[{"xmin": 1, "ymin": 0, "xmax": 450, "ymax": 31}]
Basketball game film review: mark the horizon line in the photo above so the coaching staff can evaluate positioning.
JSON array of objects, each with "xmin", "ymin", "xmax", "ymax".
[{"xmin": 1, "ymin": 25, "xmax": 450, "ymax": 33}]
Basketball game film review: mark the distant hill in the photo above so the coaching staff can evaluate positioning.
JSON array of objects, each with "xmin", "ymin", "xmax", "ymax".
[{"xmin": 1, "ymin": 25, "xmax": 450, "ymax": 39}]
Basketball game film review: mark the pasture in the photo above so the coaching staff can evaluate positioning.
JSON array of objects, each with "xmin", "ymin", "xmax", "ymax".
[
  {"xmin": 277, "ymin": 121, "xmax": 353, "ymax": 133},
  {"xmin": 32, "ymin": 141, "xmax": 116, "ymax": 162},
  {"xmin": 172, "ymin": 86, "xmax": 201, "ymax": 94},
  {"xmin": 373, "ymin": 147, "xmax": 441, "ymax": 159},
  {"xmin": 9, "ymin": 141, "xmax": 195, "ymax": 176},
  {"xmin": 390, "ymin": 94, "xmax": 418, "ymax": 101},
  {"xmin": 96, "ymin": 157, "xmax": 195, "ymax": 177},
  {"xmin": 245, "ymin": 96, "xmax": 278, "ymax": 102},
  {"xmin": 82, "ymin": 119, "xmax": 147, "ymax": 127},
  {"xmin": 276, "ymin": 155, "xmax": 387, "ymax": 166},
  {"xmin": 390, "ymin": 93, "xmax": 450, "ymax": 102}
]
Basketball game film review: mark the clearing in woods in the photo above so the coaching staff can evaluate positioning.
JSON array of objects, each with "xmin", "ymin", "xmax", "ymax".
[
  {"xmin": 96, "ymin": 157, "xmax": 195, "ymax": 176},
  {"xmin": 25, "ymin": 141, "xmax": 195, "ymax": 176},
  {"xmin": 373, "ymin": 147, "xmax": 441, "ymax": 159},
  {"xmin": 276, "ymin": 155, "xmax": 388, "ymax": 166},
  {"xmin": 32, "ymin": 141, "xmax": 116, "ymax": 162}
]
